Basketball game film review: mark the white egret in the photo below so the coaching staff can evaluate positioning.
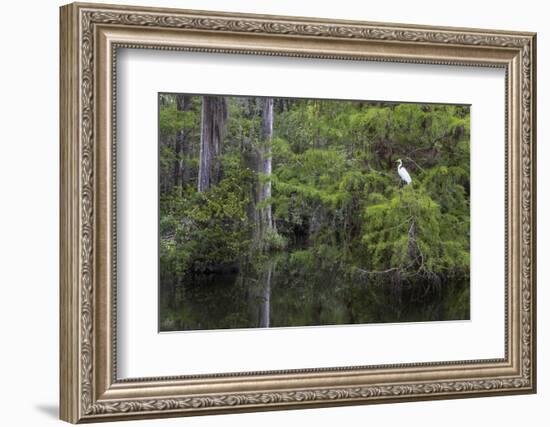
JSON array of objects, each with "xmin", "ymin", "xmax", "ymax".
[{"xmin": 396, "ymin": 159, "xmax": 412, "ymax": 185}]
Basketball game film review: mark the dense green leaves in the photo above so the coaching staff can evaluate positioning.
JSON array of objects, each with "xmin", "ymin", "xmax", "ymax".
[
  {"xmin": 362, "ymin": 183, "xmax": 469, "ymax": 278},
  {"xmin": 159, "ymin": 95, "xmax": 470, "ymax": 288}
]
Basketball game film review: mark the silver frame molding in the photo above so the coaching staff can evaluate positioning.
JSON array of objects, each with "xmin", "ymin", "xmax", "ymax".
[{"xmin": 60, "ymin": 2, "xmax": 537, "ymax": 423}]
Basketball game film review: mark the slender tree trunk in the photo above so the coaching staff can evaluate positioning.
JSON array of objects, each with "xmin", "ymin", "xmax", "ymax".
[
  {"xmin": 198, "ymin": 96, "xmax": 228, "ymax": 192},
  {"xmin": 159, "ymin": 133, "xmax": 172, "ymax": 193},
  {"xmin": 176, "ymin": 94, "xmax": 192, "ymax": 111},
  {"xmin": 242, "ymin": 98, "xmax": 276, "ymax": 250},
  {"xmin": 174, "ymin": 95, "xmax": 193, "ymax": 192},
  {"xmin": 173, "ymin": 132, "xmax": 183, "ymax": 190},
  {"xmin": 257, "ymin": 97, "xmax": 275, "ymax": 237},
  {"xmin": 181, "ymin": 130, "xmax": 192, "ymax": 188}
]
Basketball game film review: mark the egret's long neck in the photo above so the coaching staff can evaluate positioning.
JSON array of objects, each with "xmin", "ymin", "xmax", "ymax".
[{"xmin": 397, "ymin": 160, "xmax": 402, "ymax": 168}]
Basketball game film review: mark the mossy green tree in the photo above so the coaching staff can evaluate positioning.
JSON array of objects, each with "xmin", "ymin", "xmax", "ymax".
[{"xmin": 159, "ymin": 95, "xmax": 470, "ymax": 289}]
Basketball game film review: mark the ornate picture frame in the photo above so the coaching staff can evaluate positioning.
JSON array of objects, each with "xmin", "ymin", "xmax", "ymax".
[{"xmin": 60, "ymin": 2, "xmax": 536, "ymax": 423}]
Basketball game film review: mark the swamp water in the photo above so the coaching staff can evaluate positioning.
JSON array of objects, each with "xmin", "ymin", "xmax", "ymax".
[{"xmin": 159, "ymin": 254, "xmax": 469, "ymax": 332}]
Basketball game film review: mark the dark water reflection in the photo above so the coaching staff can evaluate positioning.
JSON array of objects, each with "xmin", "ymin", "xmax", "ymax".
[{"xmin": 159, "ymin": 255, "xmax": 469, "ymax": 332}]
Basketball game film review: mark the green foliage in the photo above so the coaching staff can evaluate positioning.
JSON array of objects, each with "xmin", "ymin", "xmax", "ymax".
[
  {"xmin": 262, "ymin": 229, "xmax": 288, "ymax": 251},
  {"xmin": 159, "ymin": 94, "xmax": 470, "ymax": 287},
  {"xmin": 160, "ymin": 168, "xmax": 255, "ymax": 277},
  {"xmin": 159, "ymin": 105, "xmax": 196, "ymax": 137},
  {"xmin": 362, "ymin": 183, "xmax": 469, "ymax": 278}
]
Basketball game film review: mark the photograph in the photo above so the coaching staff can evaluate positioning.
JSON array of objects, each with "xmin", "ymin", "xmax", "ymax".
[
  {"xmin": 158, "ymin": 94, "xmax": 471, "ymax": 332},
  {"xmin": 57, "ymin": 3, "xmax": 536, "ymax": 422}
]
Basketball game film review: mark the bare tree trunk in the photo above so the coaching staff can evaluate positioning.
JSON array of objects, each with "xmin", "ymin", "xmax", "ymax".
[
  {"xmin": 176, "ymin": 94, "xmax": 192, "ymax": 112},
  {"xmin": 174, "ymin": 95, "xmax": 193, "ymax": 193},
  {"xmin": 159, "ymin": 133, "xmax": 172, "ymax": 194},
  {"xmin": 242, "ymin": 97, "xmax": 276, "ymax": 250},
  {"xmin": 257, "ymin": 97, "xmax": 275, "ymax": 237},
  {"xmin": 173, "ymin": 131, "xmax": 183, "ymax": 190},
  {"xmin": 198, "ymin": 96, "xmax": 228, "ymax": 192}
]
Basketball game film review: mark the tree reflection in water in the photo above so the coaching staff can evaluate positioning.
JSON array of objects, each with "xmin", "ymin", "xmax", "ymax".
[{"xmin": 159, "ymin": 254, "xmax": 469, "ymax": 332}]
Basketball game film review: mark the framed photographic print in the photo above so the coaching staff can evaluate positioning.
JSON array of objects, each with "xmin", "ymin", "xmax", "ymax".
[{"xmin": 60, "ymin": 2, "xmax": 537, "ymax": 423}]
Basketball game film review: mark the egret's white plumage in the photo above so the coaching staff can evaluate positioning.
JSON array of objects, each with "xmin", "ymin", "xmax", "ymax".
[{"xmin": 396, "ymin": 159, "xmax": 412, "ymax": 185}]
